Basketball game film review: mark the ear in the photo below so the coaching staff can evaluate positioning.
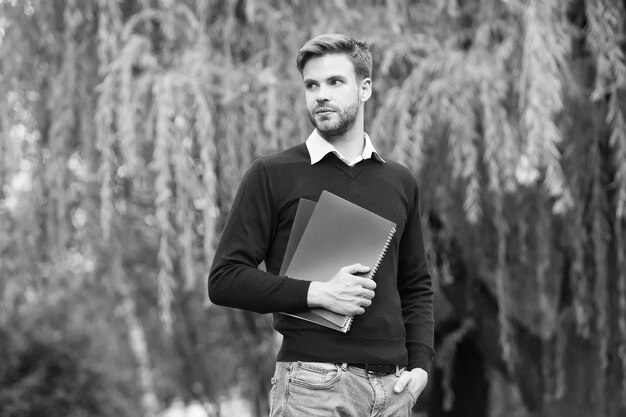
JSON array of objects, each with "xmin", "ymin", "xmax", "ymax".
[{"xmin": 359, "ymin": 78, "xmax": 372, "ymax": 102}]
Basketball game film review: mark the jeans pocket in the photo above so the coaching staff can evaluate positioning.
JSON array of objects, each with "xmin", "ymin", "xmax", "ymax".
[
  {"xmin": 268, "ymin": 376, "xmax": 278, "ymax": 414},
  {"xmin": 290, "ymin": 362, "xmax": 342, "ymax": 390}
]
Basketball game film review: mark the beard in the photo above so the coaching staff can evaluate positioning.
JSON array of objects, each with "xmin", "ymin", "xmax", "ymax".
[{"xmin": 307, "ymin": 101, "xmax": 359, "ymax": 142}]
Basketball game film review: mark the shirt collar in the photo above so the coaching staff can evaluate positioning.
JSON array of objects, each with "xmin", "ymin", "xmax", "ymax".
[{"xmin": 305, "ymin": 129, "xmax": 385, "ymax": 166}]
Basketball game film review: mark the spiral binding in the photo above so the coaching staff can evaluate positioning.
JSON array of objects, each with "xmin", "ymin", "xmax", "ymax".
[{"xmin": 342, "ymin": 226, "xmax": 397, "ymax": 333}]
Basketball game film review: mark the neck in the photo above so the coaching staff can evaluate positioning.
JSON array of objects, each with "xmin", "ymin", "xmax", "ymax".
[
  {"xmin": 328, "ymin": 131, "xmax": 364, "ymax": 161},
  {"xmin": 321, "ymin": 112, "xmax": 365, "ymax": 161}
]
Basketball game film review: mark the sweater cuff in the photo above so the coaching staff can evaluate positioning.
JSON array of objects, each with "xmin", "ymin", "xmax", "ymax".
[
  {"xmin": 407, "ymin": 342, "xmax": 435, "ymax": 373},
  {"xmin": 282, "ymin": 279, "xmax": 312, "ymax": 312}
]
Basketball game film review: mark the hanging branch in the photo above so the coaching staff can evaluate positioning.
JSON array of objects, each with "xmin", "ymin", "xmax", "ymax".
[
  {"xmin": 96, "ymin": 0, "xmax": 122, "ymax": 75},
  {"xmin": 478, "ymin": 27, "xmax": 520, "ymax": 195},
  {"xmin": 494, "ymin": 192, "xmax": 513, "ymax": 368},
  {"xmin": 422, "ymin": 51, "xmax": 483, "ymax": 223},
  {"xmin": 372, "ymin": 34, "xmax": 440, "ymax": 169},
  {"xmin": 608, "ymin": 90, "xmax": 626, "ymax": 405},
  {"xmin": 113, "ymin": 244, "xmax": 160, "ymax": 417},
  {"xmin": 591, "ymin": 136, "xmax": 611, "ymax": 414},
  {"xmin": 169, "ymin": 82, "xmax": 211, "ymax": 292},
  {"xmin": 178, "ymin": 193, "xmax": 196, "ymax": 291},
  {"xmin": 535, "ymin": 193, "xmax": 564, "ymax": 401},
  {"xmin": 374, "ymin": 35, "xmax": 524, "ymax": 223},
  {"xmin": 153, "ymin": 75, "xmax": 176, "ymax": 334},
  {"xmin": 585, "ymin": 0, "xmax": 626, "ymax": 403},
  {"xmin": 117, "ymin": 35, "xmax": 151, "ymax": 174},
  {"xmin": 520, "ymin": 0, "xmax": 572, "ymax": 213},
  {"xmin": 570, "ymin": 203, "xmax": 592, "ymax": 337},
  {"xmin": 0, "ymin": 96, "xmax": 16, "ymax": 202},
  {"xmin": 46, "ymin": 0, "xmax": 82, "ymax": 251},
  {"xmin": 0, "ymin": 104, "xmax": 9, "ymax": 278},
  {"xmin": 447, "ymin": 90, "xmax": 482, "ymax": 223},
  {"xmin": 435, "ymin": 318, "xmax": 476, "ymax": 411},
  {"xmin": 192, "ymin": 78, "xmax": 218, "ymax": 276},
  {"xmin": 95, "ymin": 0, "xmax": 122, "ymax": 241}
]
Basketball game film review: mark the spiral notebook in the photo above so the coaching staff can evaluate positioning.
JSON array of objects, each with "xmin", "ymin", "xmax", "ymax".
[{"xmin": 280, "ymin": 190, "xmax": 396, "ymax": 332}]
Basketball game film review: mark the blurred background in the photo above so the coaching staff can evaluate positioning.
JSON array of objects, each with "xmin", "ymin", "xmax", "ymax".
[{"xmin": 1, "ymin": 0, "xmax": 625, "ymax": 416}]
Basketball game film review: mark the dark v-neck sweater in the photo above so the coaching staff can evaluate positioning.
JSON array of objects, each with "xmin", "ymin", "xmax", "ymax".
[{"xmin": 209, "ymin": 143, "xmax": 434, "ymax": 371}]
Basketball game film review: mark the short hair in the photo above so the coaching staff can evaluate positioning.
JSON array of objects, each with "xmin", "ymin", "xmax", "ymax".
[{"xmin": 296, "ymin": 34, "xmax": 373, "ymax": 80}]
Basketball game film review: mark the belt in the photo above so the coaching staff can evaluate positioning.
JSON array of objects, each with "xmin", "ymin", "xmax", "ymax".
[{"xmin": 346, "ymin": 363, "xmax": 402, "ymax": 375}]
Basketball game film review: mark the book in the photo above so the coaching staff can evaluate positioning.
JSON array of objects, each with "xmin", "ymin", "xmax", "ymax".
[
  {"xmin": 279, "ymin": 198, "xmax": 316, "ymax": 277},
  {"xmin": 279, "ymin": 198, "xmax": 346, "ymax": 332},
  {"xmin": 280, "ymin": 190, "xmax": 396, "ymax": 332}
]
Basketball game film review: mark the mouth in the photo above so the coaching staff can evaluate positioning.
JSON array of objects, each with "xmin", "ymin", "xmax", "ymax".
[{"xmin": 315, "ymin": 108, "xmax": 335, "ymax": 115}]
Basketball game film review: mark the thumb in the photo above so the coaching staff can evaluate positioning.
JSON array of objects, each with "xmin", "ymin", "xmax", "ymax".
[
  {"xmin": 345, "ymin": 263, "xmax": 370, "ymax": 274},
  {"xmin": 393, "ymin": 371, "xmax": 410, "ymax": 393}
]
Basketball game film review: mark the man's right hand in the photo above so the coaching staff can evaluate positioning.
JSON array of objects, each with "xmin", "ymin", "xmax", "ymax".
[{"xmin": 306, "ymin": 263, "xmax": 376, "ymax": 316}]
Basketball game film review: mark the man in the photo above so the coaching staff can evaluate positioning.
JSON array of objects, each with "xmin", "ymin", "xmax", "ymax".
[{"xmin": 209, "ymin": 34, "xmax": 434, "ymax": 416}]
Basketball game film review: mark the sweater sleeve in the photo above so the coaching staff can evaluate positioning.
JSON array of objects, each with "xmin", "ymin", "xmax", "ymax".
[
  {"xmin": 397, "ymin": 181, "xmax": 435, "ymax": 372},
  {"xmin": 208, "ymin": 159, "xmax": 311, "ymax": 314}
]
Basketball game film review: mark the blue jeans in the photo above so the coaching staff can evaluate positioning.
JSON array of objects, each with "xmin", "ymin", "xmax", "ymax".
[{"xmin": 268, "ymin": 361, "xmax": 418, "ymax": 416}]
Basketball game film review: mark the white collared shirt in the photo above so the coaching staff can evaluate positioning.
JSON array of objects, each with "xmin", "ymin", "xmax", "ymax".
[{"xmin": 305, "ymin": 130, "xmax": 385, "ymax": 167}]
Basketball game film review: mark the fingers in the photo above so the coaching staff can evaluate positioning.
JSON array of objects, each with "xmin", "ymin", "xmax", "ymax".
[
  {"xmin": 319, "ymin": 264, "xmax": 378, "ymax": 316},
  {"xmin": 411, "ymin": 368, "xmax": 429, "ymax": 398},
  {"xmin": 393, "ymin": 369, "xmax": 429, "ymax": 396},
  {"xmin": 393, "ymin": 371, "xmax": 411, "ymax": 393},
  {"xmin": 358, "ymin": 295, "xmax": 372, "ymax": 307},
  {"xmin": 352, "ymin": 287, "xmax": 374, "ymax": 314},
  {"xmin": 337, "ymin": 264, "xmax": 376, "ymax": 289},
  {"xmin": 360, "ymin": 278, "xmax": 376, "ymax": 291},
  {"xmin": 342, "ymin": 263, "xmax": 371, "ymax": 276},
  {"xmin": 340, "ymin": 264, "xmax": 376, "ymax": 289},
  {"xmin": 361, "ymin": 288, "xmax": 375, "ymax": 300}
]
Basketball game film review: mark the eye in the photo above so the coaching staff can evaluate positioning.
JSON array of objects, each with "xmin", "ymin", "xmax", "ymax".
[
  {"xmin": 305, "ymin": 82, "xmax": 318, "ymax": 91},
  {"xmin": 329, "ymin": 79, "xmax": 342, "ymax": 86}
]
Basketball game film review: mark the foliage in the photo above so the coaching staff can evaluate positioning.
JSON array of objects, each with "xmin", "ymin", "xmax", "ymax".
[{"xmin": 0, "ymin": 286, "xmax": 140, "ymax": 417}]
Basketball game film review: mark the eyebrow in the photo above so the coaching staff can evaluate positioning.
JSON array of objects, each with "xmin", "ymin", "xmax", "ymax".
[{"xmin": 303, "ymin": 74, "xmax": 348, "ymax": 84}]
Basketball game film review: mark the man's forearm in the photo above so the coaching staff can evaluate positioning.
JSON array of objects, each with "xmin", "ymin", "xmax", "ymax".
[{"xmin": 209, "ymin": 263, "xmax": 311, "ymax": 313}]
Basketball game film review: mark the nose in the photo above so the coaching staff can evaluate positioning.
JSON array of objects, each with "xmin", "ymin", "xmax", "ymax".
[{"xmin": 315, "ymin": 84, "xmax": 330, "ymax": 103}]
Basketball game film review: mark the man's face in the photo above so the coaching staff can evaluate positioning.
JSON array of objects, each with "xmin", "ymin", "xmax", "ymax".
[{"xmin": 302, "ymin": 53, "xmax": 370, "ymax": 139}]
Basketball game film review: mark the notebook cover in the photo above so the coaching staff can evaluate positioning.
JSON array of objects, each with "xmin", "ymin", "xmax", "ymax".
[
  {"xmin": 280, "ymin": 198, "xmax": 356, "ymax": 333},
  {"xmin": 278, "ymin": 198, "xmax": 347, "ymax": 331},
  {"xmin": 283, "ymin": 191, "xmax": 396, "ymax": 331},
  {"xmin": 279, "ymin": 198, "xmax": 345, "ymax": 332},
  {"xmin": 280, "ymin": 198, "xmax": 317, "ymax": 276}
]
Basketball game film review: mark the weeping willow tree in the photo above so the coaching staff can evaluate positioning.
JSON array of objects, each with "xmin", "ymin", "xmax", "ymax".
[{"xmin": 1, "ymin": 1, "xmax": 625, "ymax": 416}]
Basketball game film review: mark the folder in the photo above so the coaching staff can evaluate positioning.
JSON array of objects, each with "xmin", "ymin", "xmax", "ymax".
[
  {"xmin": 280, "ymin": 190, "xmax": 396, "ymax": 332},
  {"xmin": 279, "ymin": 198, "xmax": 347, "ymax": 331},
  {"xmin": 279, "ymin": 198, "xmax": 317, "ymax": 277}
]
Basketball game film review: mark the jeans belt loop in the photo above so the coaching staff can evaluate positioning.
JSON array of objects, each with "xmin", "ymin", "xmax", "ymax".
[{"xmin": 395, "ymin": 365, "xmax": 402, "ymax": 377}]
